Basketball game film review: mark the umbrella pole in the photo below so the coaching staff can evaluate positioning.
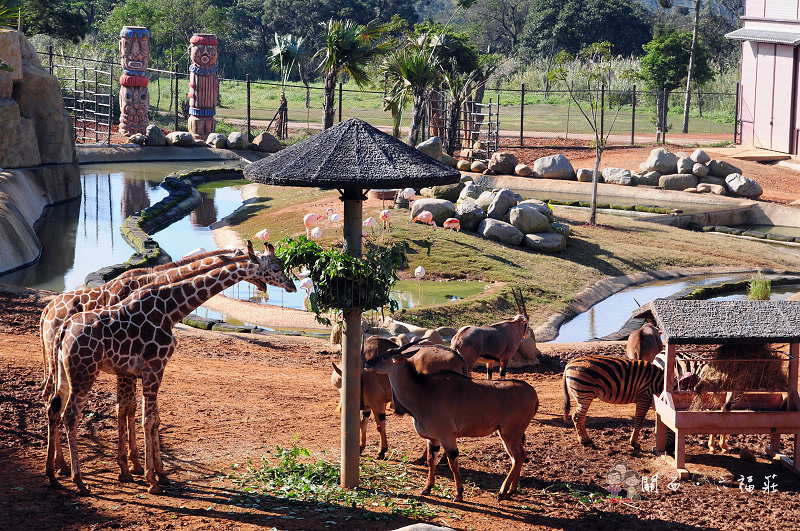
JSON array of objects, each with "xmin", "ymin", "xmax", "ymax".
[{"xmin": 341, "ymin": 189, "xmax": 363, "ymax": 488}]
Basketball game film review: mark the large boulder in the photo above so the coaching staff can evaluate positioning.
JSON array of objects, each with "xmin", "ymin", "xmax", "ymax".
[
  {"xmin": 458, "ymin": 181, "xmax": 483, "ymax": 201},
  {"xmin": 725, "ymin": 173, "xmax": 763, "ymax": 198},
  {"xmin": 576, "ymin": 168, "xmax": 598, "ymax": 183},
  {"xmin": 659, "ymin": 173, "xmax": 697, "ymax": 191},
  {"xmin": 486, "ymin": 188, "xmax": 517, "ymax": 220},
  {"xmin": 515, "ymin": 164, "xmax": 533, "ymax": 177},
  {"xmin": 508, "ymin": 205, "xmax": 550, "ymax": 234},
  {"xmin": 634, "ymin": 171, "xmax": 661, "ymax": 186},
  {"xmin": 428, "ymin": 181, "xmax": 464, "ymax": 202},
  {"xmin": 690, "ymin": 149, "xmax": 711, "ymax": 164},
  {"xmin": 601, "ymin": 167, "xmax": 633, "ymax": 186},
  {"xmin": 478, "ymin": 218, "xmax": 524, "ymax": 246},
  {"xmin": 145, "ymin": 125, "xmax": 167, "ymax": 146},
  {"xmin": 488, "ymin": 151, "xmax": 518, "ymax": 175},
  {"xmin": 205, "ymin": 132, "xmax": 227, "ymax": 148},
  {"xmin": 417, "ymin": 136, "xmax": 443, "ymax": 161},
  {"xmin": 692, "ymin": 163, "xmax": 709, "ymax": 178},
  {"xmin": 410, "ymin": 198, "xmax": 456, "ymax": 225},
  {"xmin": 455, "ymin": 199, "xmax": 486, "ymax": 232},
  {"xmin": 166, "ymin": 131, "xmax": 194, "ymax": 146},
  {"xmin": 696, "ymin": 182, "xmax": 726, "ymax": 195},
  {"xmin": 227, "ymin": 132, "xmax": 248, "ymax": 150},
  {"xmin": 517, "ymin": 199, "xmax": 554, "ymax": 221},
  {"xmin": 470, "ymin": 160, "xmax": 487, "ymax": 173},
  {"xmin": 456, "ymin": 159, "xmax": 471, "ymax": 171},
  {"xmin": 699, "ymin": 175, "xmax": 727, "ymax": 188},
  {"xmin": 441, "ymin": 152, "xmax": 457, "ymax": 168},
  {"xmin": 644, "ymin": 148, "xmax": 678, "ymax": 174},
  {"xmin": 475, "ymin": 190, "xmax": 494, "ymax": 210},
  {"xmin": 251, "ymin": 131, "xmax": 283, "ymax": 153},
  {"xmin": 523, "ymin": 232, "xmax": 567, "ymax": 253},
  {"xmin": 534, "ymin": 154, "xmax": 575, "ymax": 180},
  {"xmin": 677, "ymin": 157, "xmax": 694, "ymax": 174},
  {"xmin": 708, "ymin": 159, "xmax": 742, "ymax": 178}
]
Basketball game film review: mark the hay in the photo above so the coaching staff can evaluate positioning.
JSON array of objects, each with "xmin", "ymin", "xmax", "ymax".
[{"xmin": 689, "ymin": 343, "xmax": 790, "ymax": 411}]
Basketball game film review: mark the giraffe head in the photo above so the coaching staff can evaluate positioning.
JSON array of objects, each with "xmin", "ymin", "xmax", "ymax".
[{"xmin": 246, "ymin": 240, "xmax": 297, "ymax": 292}]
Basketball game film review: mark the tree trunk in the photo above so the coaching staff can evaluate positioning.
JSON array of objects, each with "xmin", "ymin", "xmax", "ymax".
[
  {"xmin": 590, "ymin": 145, "xmax": 601, "ymax": 225},
  {"xmin": 322, "ymin": 70, "xmax": 337, "ymax": 130},
  {"xmin": 682, "ymin": 0, "xmax": 702, "ymax": 134},
  {"xmin": 656, "ymin": 90, "xmax": 671, "ymax": 142},
  {"xmin": 445, "ymin": 100, "xmax": 462, "ymax": 156},
  {"xmin": 407, "ymin": 87, "xmax": 427, "ymax": 146}
]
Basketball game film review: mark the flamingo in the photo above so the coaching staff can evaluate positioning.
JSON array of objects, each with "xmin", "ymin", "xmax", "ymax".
[
  {"xmin": 310, "ymin": 226, "xmax": 322, "ymax": 239},
  {"xmin": 253, "ymin": 228, "xmax": 270, "ymax": 241},
  {"xmin": 303, "ymin": 213, "xmax": 323, "ymax": 237},
  {"xmin": 327, "ymin": 208, "xmax": 342, "ymax": 223},
  {"xmin": 413, "ymin": 211, "xmax": 433, "ymax": 225},
  {"xmin": 379, "ymin": 209, "xmax": 392, "ymax": 230},
  {"xmin": 182, "ymin": 247, "xmax": 206, "ymax": 259},
  {"xmin": 400, "ymin": 187, "xmax": 416, "ymax": 200},
  {"xmin": 414, "ymin": 265, "xmax": 426, "ymax": 304},
  {"xmin": 299, "ymin": 277, "xmax": 314, "ymax": 308},
  {"xmin": 297, "ymin": 267, "xmax": 311, "ymax": 278},
  {"xmin": 363, "ymin": 216, "xmax": 377, "ymax": 229},
  {"xmin": 443, "ymin": 218, "xmax": 460, "ymax": 238}
]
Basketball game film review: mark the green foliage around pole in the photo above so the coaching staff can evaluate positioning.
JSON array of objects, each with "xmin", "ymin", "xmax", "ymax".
[
  {"xmin": 275, "ymin": 236, "xmax": 407, "ymax": 325},
  {"xmin": 639, "ymin": 30, "xmax": 714, "ymax": 91}
]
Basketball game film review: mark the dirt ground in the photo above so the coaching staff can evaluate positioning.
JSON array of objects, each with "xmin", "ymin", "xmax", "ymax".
[{"xmin": 2, "ymin": 143, "xmax": 800, "ymax": 531}]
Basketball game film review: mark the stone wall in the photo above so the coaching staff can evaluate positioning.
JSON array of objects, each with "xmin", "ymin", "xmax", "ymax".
[{"xmin": 0, "ymin": 29, "xmax": 80, "ymax": 275}]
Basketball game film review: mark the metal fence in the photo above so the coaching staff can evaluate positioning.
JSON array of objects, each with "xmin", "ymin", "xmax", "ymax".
[{"xmin": 41, "ymin": 47, "xmax": 738, "ymax": 147}]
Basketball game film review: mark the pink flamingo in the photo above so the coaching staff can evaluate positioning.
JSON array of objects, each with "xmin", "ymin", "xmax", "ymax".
[
  {"xmin": 379, "ymin": 209, "xmax": 392, "ymax": 230},
  {"xmin": 326, "ymin": 208, "xmax": 341, "ymax": 223},
  {"xmin": 413, "ymin": 211, "xmax": 433, "ymax": 225},
  {"xmin": 303, "ymin": 213, "xmax": 323, "ymax": 237},
  {"xmin": 443, "ymin": 218, "xmax": 460, "ymax": 238},
  {"xmin": 253, "ymin": 228, "xmax": 270, "ymax": 241},
  {"xmin": 363, "ymin": 216, "xmax": 377, "ymax": 229},
  {"xmin": 310, "ymin": 226, "xmax": 322, "ymax": 239}
]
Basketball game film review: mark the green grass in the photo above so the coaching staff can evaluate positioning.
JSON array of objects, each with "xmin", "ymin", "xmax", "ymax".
[{"xmin": 748, "ymin": 272, "xmax": 772, "ymax": 300}]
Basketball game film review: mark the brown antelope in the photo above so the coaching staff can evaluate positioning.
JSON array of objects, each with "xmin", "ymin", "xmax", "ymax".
[
  {"xmin": 451, "ymin": 288, "xmax": 529, "ymax": 379},
  {"xmin": 625, "ymin": 323, "xmax": 663, "ymax": 363},
  {"xmin": 365, "ymin": 346, "xmax": 538, "ymax": 502}
]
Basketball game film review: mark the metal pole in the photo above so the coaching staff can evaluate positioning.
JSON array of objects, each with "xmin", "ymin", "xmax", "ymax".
[
  {"xmin": 174, "ymin": 65, "xmax": 179, "ymax": 132},
  {"xmin": 109, "ymin": 63, "xmax": 114, "ymax": 143},
  {"xmin": 662, "ymin": 89, "xmax": 668, "ymax": 145},
  {"xmin": 338, "ymin": 82, "xmax": 343, "ymax": 123},
  {"xmin": 520, "ymin": 83, "xmax": 525, "ymax": 146},
  {"xmin": 246, "ymin": 74, "xmax": 252, "ymax": 140},
  {"xmin": 600, "ymin": 83, "xmax": 605, "ymax": 145},
  {"xmin": 631, "ymin": 85, "xmax": 636, "ymax": 146},
  {"xmin": 48, "ymin": 45, "xmax": 53, "ymax": 76},
  {"xmin": 733, "ymin": 82, "xmax": 740, "ymax": 144},
  {"xmin": 340, "ymin": 187, "xmax": 363, "ymax": 489},
  {"xmin": 95, "ymin": 69, "xmax": 99, "ymax": 142}
]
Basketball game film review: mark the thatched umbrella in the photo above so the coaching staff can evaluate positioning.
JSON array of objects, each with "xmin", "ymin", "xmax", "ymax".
[{"xmin": 244, "ymin": 118, "xmax": 460, "ymax": 487}]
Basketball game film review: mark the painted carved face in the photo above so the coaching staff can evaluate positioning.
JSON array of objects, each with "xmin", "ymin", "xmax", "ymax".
[
  {"xmin": 189, "ymin": 43, "xmax": 218, "ymax": 67},
  {"xmin": 119, "ymin": 85, "xmax": 150, "ymax": 127},
  {"xmin": 120, "ymin": 36, "xmax": 150, "ymax": 72}
]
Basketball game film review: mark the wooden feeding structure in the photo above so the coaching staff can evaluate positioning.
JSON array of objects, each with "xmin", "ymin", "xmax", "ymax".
[
  {"xmin": 633, "ymin": 300, "xmax": 800, "ymax": 478},
  {"xmin": 243, "ymin": 118, "xmax": 461, "ymax": 488}
]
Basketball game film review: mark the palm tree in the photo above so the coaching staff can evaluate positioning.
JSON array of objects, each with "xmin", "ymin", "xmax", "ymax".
[
  {"xmin": 269, "ymin": 33, "xmax": 306, "ymax": 138},
  {"xmin": 316, "ymin": 19, "xmax": 390, "ymax": 130},
  {"xmin": 382, "ymin": 42, "xmax": 440, "ymax": 146},
  {"xmin": 0, "ymin": 0, "xmax": 22, "ymax": 28},
  {"xmin": 440, "ymin": 66, "xmax": 477, "ymax": 156}
]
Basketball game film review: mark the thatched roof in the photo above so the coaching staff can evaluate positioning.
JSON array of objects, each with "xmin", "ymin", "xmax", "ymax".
[
  {"xmin": 244, "ymin": 118, "xmax": 461, "ymax": 190},
  {"xmin": 632, "ymin": 299, "xmax": 800, "ymax": 344}
]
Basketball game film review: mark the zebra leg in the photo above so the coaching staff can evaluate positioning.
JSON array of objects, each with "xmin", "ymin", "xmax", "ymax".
[
  {"xmin": 629, "ymin": 393, "xmax": 653, "ymax": 451},
  {"xmin": 570, "ymin": 398, "xmax": 594, "ymax": 447}
]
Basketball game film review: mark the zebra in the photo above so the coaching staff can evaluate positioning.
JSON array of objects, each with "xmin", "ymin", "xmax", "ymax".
[{"xmin": 563, "ymin": 355, "xmax": 664, "ymax": 451}]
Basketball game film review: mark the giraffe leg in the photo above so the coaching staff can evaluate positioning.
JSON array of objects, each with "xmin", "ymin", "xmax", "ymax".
[
  {"xmin": 63, "ymin": 375, "xmax": 96, "ymax": 496},
  {"xmin": 116, "ymin": 376, "xmax": 142, "ymax": 482},
  {"xmin": 45, "ymin": 393, "xmax": 65, "ymax": 489},
  {"xmin": 142, "ymin": 375, "xmax": 168, "ymax": 493}
]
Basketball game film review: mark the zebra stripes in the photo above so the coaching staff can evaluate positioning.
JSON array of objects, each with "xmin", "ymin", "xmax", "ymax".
[{"xmin": 563, "ymin": 355, "xmax": 663, "ymax": 450}]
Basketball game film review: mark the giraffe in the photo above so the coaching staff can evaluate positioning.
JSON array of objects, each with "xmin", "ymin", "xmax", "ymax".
[
  {"xmin": 40, "ymin": 248, "xmax": 264, "ymax": 484},
  {"xmin": 46, "ymin": 241, "xmax": 296, "ymax": 495}
]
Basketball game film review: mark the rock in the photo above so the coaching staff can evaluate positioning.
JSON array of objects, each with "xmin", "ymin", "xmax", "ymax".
[
  {"xmin": 550, "ymin": 222, "xmax": 570, "ymax": 237},
  {"xmin": 227, "ymin": 132, "xmax": 248, "ymax": 150},
  {"xmin": 576, "ymin": 168, "xmax": 599, "ymax": 182},
  {"xmin": 523, "ymin": 232, "xmax": 567, "ymax": 253},
  {"xmin": 725, "ymin": 173, "xmax": 763, "ymax": 198},
  {"xmin": 251, "ymin": 131, "xmax": 283, "ymax": 153},
  {"xmin": 458, "ymin": 182, "xmax": 483, "ymax": 201},
  {"xmin": 677, "ymin": 156, "xmax": 694, "ymax": 174},
  {"xmin": 634, "ymin": 170, "xmax": 661, "ymax": 186},
  {"xmin": 473, "ymin": 141, "xmax": 488, "ymax": 151},
  {"xmin": 166, "ymin": 131, "xmax": 195, "ymax": 146},
  {"xmin": 509, "ymin": 205, "xmax": 550, "ymax": 234},
  {"xmin": 410, "ymin": 198, "xmax": 456, "ymax": 226},
  {"xmin": 417, "ymin": 136, "xmax": 442, "ymax": 161},
  {"xmin": 470, "ymin": 160, "xmax": 487, "ymax": 173},
  {"xmin": 517, "ymin": 199, "xmax": 553, "ymax": 221},
  {"xmin": 475, "ymin": 190, "xmax": 494, "ymax": 210},
  {"xmin": 126, "ymin": 133, "xmax": 146, "ymax": 145},
  {"xmin": 644, "ymin": 147, "xmax": 678, "ymax": 174},
  {"xmin": 699, "ymin": 175, "xmax": 727, "ymax": 188},
  {"xmin": 388, "ymin": 322, "xmax": 410, "ymax": 336},
  {"xmin": 205, "ymin": 132, "xmax": 227, "ymax": 148},
  {"xmin": 487, "ymin": 151, "xmax": 518, "ymax": 175},
  {"xmin": 456, "ymin": 159, "xmax": 471, "ymax": 171},
  {"xmin": 144, "ymin": 125, "xmax": 167, "ymax": 146},
  {"xmin": 460, "ymin": 148, "xmax": 473, "ymax": 158},
  {"xmin": 434, "ymin": 326, "xmax": 459, "ymax": 340},
  {"xmin": 708, "ymin": 159, "xmax": 742, "ymax": 178},
  {"xmin": 659, "ymin": 173, "xmax": 698, "ymax": 191},
  {"xmin": 441, "ymin": 152, "xmax": 457, "ymax": 168},
  {"xmin": 690, "ymin": 149, "xmax": 711, "ymax": 164},
  {"xmin": 455, "ymin": 199, "xmax": 486, "ymax": 232},
  {"xmin": 428, "ymin": 181, "xmax": 464, "ymax": 202},
  {"xmin": 487, "ymin": 188, "xmax": 517, "ymax": 220},
  {"xmin": 517, "ymin": 334, "xmax": 541, "ymax": 363},
  {"xmin": 696, "ymin": 182, "xmax": 726, "ymax": 195},
  {"xmin": 602, "ymin": 167, "xmax": 633, "ymax": 186},
  {"xmin": 534, "ymin": 154, "xmax": 575, "ymax": 180},
  {"xmin": 515, "ymin": 163, "xmax": 533, "ymax": 176},
  {"xmin": 675, "ymin": 151, "xmax": 690, "ymax": 159},
  {"xmin": 478, "ymin": 218, "xmax": 524, "ymax": 246},
  {"xmin": 692, "ymin": 163, "xmax": 709, "ymax": 178},
  {"xmin": 422, "ymin": 329, "xmax": 444, "ymax": 344}
]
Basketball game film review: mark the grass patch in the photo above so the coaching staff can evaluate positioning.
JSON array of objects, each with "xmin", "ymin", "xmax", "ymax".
[{"xmin": 748, "ymin": 272, "xmax": 772, "ymax": 300}]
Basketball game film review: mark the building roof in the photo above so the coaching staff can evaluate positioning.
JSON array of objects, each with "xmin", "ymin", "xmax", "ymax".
[
  {"xmin": 632, "ymin": 300, "xmax": 800, "ymax": 345},
  {"xmin": 243, "ymin": 118, "xmax": 461, "ymax": 190},
  {"xmin": 725, "ymin": 28, "xmax": 800, "ymax": 46}
]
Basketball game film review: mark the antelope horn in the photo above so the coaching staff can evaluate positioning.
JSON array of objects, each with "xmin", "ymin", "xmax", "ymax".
[{"xmin": 514, "ymin": 287, "xmax": 529, "ymax": 319}]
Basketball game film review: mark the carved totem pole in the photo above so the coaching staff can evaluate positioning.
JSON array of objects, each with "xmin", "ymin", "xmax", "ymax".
[
  {"xmin": 187, "ymin": 33, "xmax": 219, "ymax": 140},
  {"xmin": 118, "ymin": 26, "xmax": 150, "ymax": 135}
]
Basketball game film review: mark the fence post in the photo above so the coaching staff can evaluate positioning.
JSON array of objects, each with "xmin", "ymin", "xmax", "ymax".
[
  {"xmin": 174, "ymin": 65, "xmax": 179, "ymax": 132},
  {"xmin": 109, "ymin": 63, "xmax": 114, "ymax": 144},
  {"xmin": 338, "ymin": 82, "xmax": 343, "ymax": 123},
  {"xmin": 631, "ymin": 85, "xmax": 636, "ymax": 146},
  {"xmin": 48, "ymin": 45, "xmax": 53, "ymax": 76},
  {"xmin": 94, "ymin": 68, "xmax": 99, "ymax": 142},
  {"xmin": 662, "ymin": 88, "xmax": 668, "ymax": 145},
  {"xmin": 246, "ymin": 74, "xmax": 252, "ymax": 140},
  {"xmin": 733, "ymin": 82, "xmax": 740, "ymax": 144},
  {"xmin": 600, "ymin": 83, "xmax": 605, "ymax": 145},
  {"xmin": 82, "ymin": 67, "xmax": 87, "ymax": 140},
  {"xmin": 520, "ymin": 83, "xmax": 525, "ymax": 146}
]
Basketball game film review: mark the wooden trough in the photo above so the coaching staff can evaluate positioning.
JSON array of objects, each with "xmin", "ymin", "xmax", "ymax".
[{"xmin": 633, "ymin": 300, "xmax": 800, "ymax": 479}]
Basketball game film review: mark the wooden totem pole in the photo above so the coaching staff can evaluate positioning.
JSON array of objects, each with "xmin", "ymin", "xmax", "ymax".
[
  {"xmin": 187, "ymin": 33, "xmax": 219, "ymax": 140},
  {"xmin": 118, "ymin": 26, "xmax": 150, "ymax": 135}
]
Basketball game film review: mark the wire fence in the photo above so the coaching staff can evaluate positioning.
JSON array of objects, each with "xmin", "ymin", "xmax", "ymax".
[{"xmin": 40, "ymin": 46, "xmax": 739, "ymax": 147}]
